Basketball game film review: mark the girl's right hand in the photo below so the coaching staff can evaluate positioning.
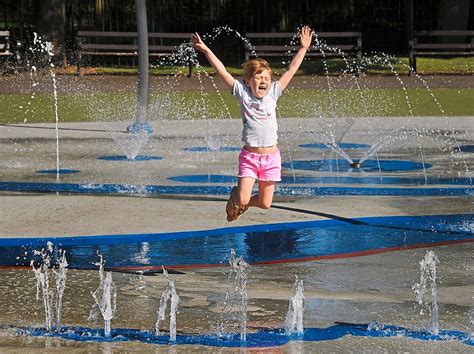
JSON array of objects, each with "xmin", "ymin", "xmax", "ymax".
[{"xmin": 192, "ymin": 33, "xmax": 208, "ymax": 53}]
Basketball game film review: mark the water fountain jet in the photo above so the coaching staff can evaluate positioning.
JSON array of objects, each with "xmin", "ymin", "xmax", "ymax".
[
  {"xmin": 155, "ymin": 266, "xmax": 180, "ymax": 341},
  {"xmin": 30, "ymin": 242, "xmax": 68, "ymax": 332},
  {"xmin": 284, "ymin": 276, "xmax": 305, "ymax": 335},
  {"xmin": 413, "ymin": 250, "xmax": 440, "ymax": 335},
  {"xmin": 89, "ymin": 253, "xmax": 117, "ymax": 337},
  {"xmin": 218, "ymin": 249, "xmax": 250, "ymax": 342}
]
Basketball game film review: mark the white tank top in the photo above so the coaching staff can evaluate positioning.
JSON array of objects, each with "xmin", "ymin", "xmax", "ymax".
[{"xmin": 232, "ymin": 80, "xmax": 282, "ymax": 147}]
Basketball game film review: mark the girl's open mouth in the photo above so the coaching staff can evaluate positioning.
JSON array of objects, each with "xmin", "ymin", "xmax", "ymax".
[{"xmin": 258, "ymin": 85, "xmax": 267, "ymax": 94}]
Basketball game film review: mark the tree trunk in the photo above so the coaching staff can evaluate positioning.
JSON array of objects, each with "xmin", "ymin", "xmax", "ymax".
[{"xmin": 36, "ymin": 0, "xmax": 66, "ymax": 65}]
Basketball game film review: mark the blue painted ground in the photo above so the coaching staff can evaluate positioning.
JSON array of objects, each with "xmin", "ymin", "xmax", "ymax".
[
  {"xmin": 2, "ymin": 214, "xmax": 473, "ymax": 270},
  {"xmin": 183, "ymin": 146, "xmax": 241, "ymax": 152},
  {"xmin": 300, "ymin": 143, "xmax": 371, "ymax": 150},
  {"xmin": 18, "ymin": 322, "xmax": 474, "ymax": 347},
  {"xmin": 0, "ymin": 181, "xmax": 471, "ymax": 197},
  {"xmin": 282, "ymin": 159, "xmax": 432, "ymax": 172},
  {"xmin": 97, "ymin": 155, "xmax": 162, "ymax": 161},
  {"xmin": 168, "ymin": 174, "xmax": 473, "ymax": 186},
  {"xmin": 456, "ymin": 145, "xmax": 474, "ymax": 153},
  {"xmin": 36, "ymin": 169, "xmax": 80, "ymax": 174}
]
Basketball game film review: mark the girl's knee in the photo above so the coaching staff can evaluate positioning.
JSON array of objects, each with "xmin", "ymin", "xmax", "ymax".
[
  {"xmin": 259, "ymin": 199, "xmax": 272, "ymax": 209},
  {"xmin": 238, "ymin": 191, "xmax": 251, "ymax": 206}
]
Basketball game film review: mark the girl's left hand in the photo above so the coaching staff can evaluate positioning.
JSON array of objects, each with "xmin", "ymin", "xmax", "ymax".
[{"xmin": 300, "ymin": 26, "xmax": 313, "ymax": 49}]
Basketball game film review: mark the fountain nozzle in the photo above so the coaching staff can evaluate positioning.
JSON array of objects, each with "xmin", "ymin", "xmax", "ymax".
[
  {"xmin": 126, "ymin": 121, "xmax": 153, "ymax": 134},
  {"xmin": 350, "ymin": 161, "xmax": 362, "ymax": 169}
]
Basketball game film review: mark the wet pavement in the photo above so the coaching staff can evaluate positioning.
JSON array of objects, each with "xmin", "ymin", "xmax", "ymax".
[{"xmin": 0, "ymin": 111, "xmax": 473, "ymax": 350}]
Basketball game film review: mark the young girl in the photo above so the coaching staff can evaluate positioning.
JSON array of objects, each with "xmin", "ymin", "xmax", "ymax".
[{"xmin": 192, "ymin": 26, "xmax": 313, "ymax": 222}]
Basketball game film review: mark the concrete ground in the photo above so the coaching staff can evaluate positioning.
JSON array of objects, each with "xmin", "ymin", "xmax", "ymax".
[{"xmin": 0, "ymin": 115, "xmax": 473, "ymax": 237}]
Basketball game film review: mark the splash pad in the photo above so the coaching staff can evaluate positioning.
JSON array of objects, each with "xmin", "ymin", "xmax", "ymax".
[{"xmin": 0, "ymin": 24, "xmax": 473, "ymax": 351}]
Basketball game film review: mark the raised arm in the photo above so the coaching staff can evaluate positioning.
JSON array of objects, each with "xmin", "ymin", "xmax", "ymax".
[
  {"xmin": 192, "ymin": 32, "xmax": 235, "ymax": 90},
  {"xmin": 278, "ymin": 26, "xmax": 313, "ymax": 91}
]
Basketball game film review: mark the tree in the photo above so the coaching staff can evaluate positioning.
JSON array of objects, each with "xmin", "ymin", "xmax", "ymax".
[{"xmin": 437, "ymin": 0, "xmax": 470, "ymax": 30}]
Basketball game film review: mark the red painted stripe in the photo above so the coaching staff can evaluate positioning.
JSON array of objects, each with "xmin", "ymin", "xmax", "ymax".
[{"xmin": 0, "ymin": 265, "xmax": 31, "ymax": 270}]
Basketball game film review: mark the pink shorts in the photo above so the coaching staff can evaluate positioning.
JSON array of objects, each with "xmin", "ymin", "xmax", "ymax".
[{"xmin": 238, "ymin": 147, "xmax": 281, "ymax": 182}]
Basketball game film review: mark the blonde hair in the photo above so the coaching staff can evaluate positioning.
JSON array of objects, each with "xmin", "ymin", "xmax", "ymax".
[{"xmin": 242, "ymin": 58, "xmax": 272, "ymax": 83}]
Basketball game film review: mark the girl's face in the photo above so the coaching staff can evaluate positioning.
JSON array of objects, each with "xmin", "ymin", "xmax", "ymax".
[{"xmin": 246, "ymin": 69, "xmax": 272, "ymax": 99}]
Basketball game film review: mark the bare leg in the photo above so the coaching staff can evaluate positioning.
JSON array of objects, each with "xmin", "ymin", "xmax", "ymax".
[
  {"xmin": 237, "ymin": 177, "xmax": 256, "ymax": 206},
  {"xmin": 239, "ymin": 179, "xmax": 276, "ymax": 209}
]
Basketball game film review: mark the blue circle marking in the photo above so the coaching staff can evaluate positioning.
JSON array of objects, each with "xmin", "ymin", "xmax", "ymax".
[
  {"xmin": 456, "ymin": 145, "xmax": 474, "ymax": 153},
  {"xmin": 97, "ymin": 155, "xmax": 162, "ymax": 161},
  {"xmin": 282, "ymin": 159, "xmax": 432, "ymax": 172},
  {"xmin": 168, "ymin": 174, "xmax": 472, "ymax": 186},
  {"xmin": 36, "ymin": 169, "xmax": 80, "ymax": 174},
  {"xmin": 0, "ymin": 181, "xmax": 471, "ymax": 197},
  {"xmin": 169, "ymin": 175, "xmax": 237, "ymax": 183},
  {"xmin": 300, "ymin": 143, "xmax": 371, "ymax": 150},
  {"xmin": 183, "ymin": 146, "xmax": 241, "ymax": 152}
]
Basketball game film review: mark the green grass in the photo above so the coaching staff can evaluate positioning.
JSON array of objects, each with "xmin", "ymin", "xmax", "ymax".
[
  {"xmin": 0, "ymin": 87, "xmax": 472, "ymax": 124},
  {"xmin": 88, "ymin": 56, "xmax": 474, "ymax": 76},
  {"xmin": 279, "ymin": 88, "xmax": 474, "ymax": 118},
  {"xmin": 269, "ymin": 56, "xmax": 473, "ymax": 75},
  {"xmin": 413, "ymin": 57, "xmax": 474, "ymax": 74}
]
